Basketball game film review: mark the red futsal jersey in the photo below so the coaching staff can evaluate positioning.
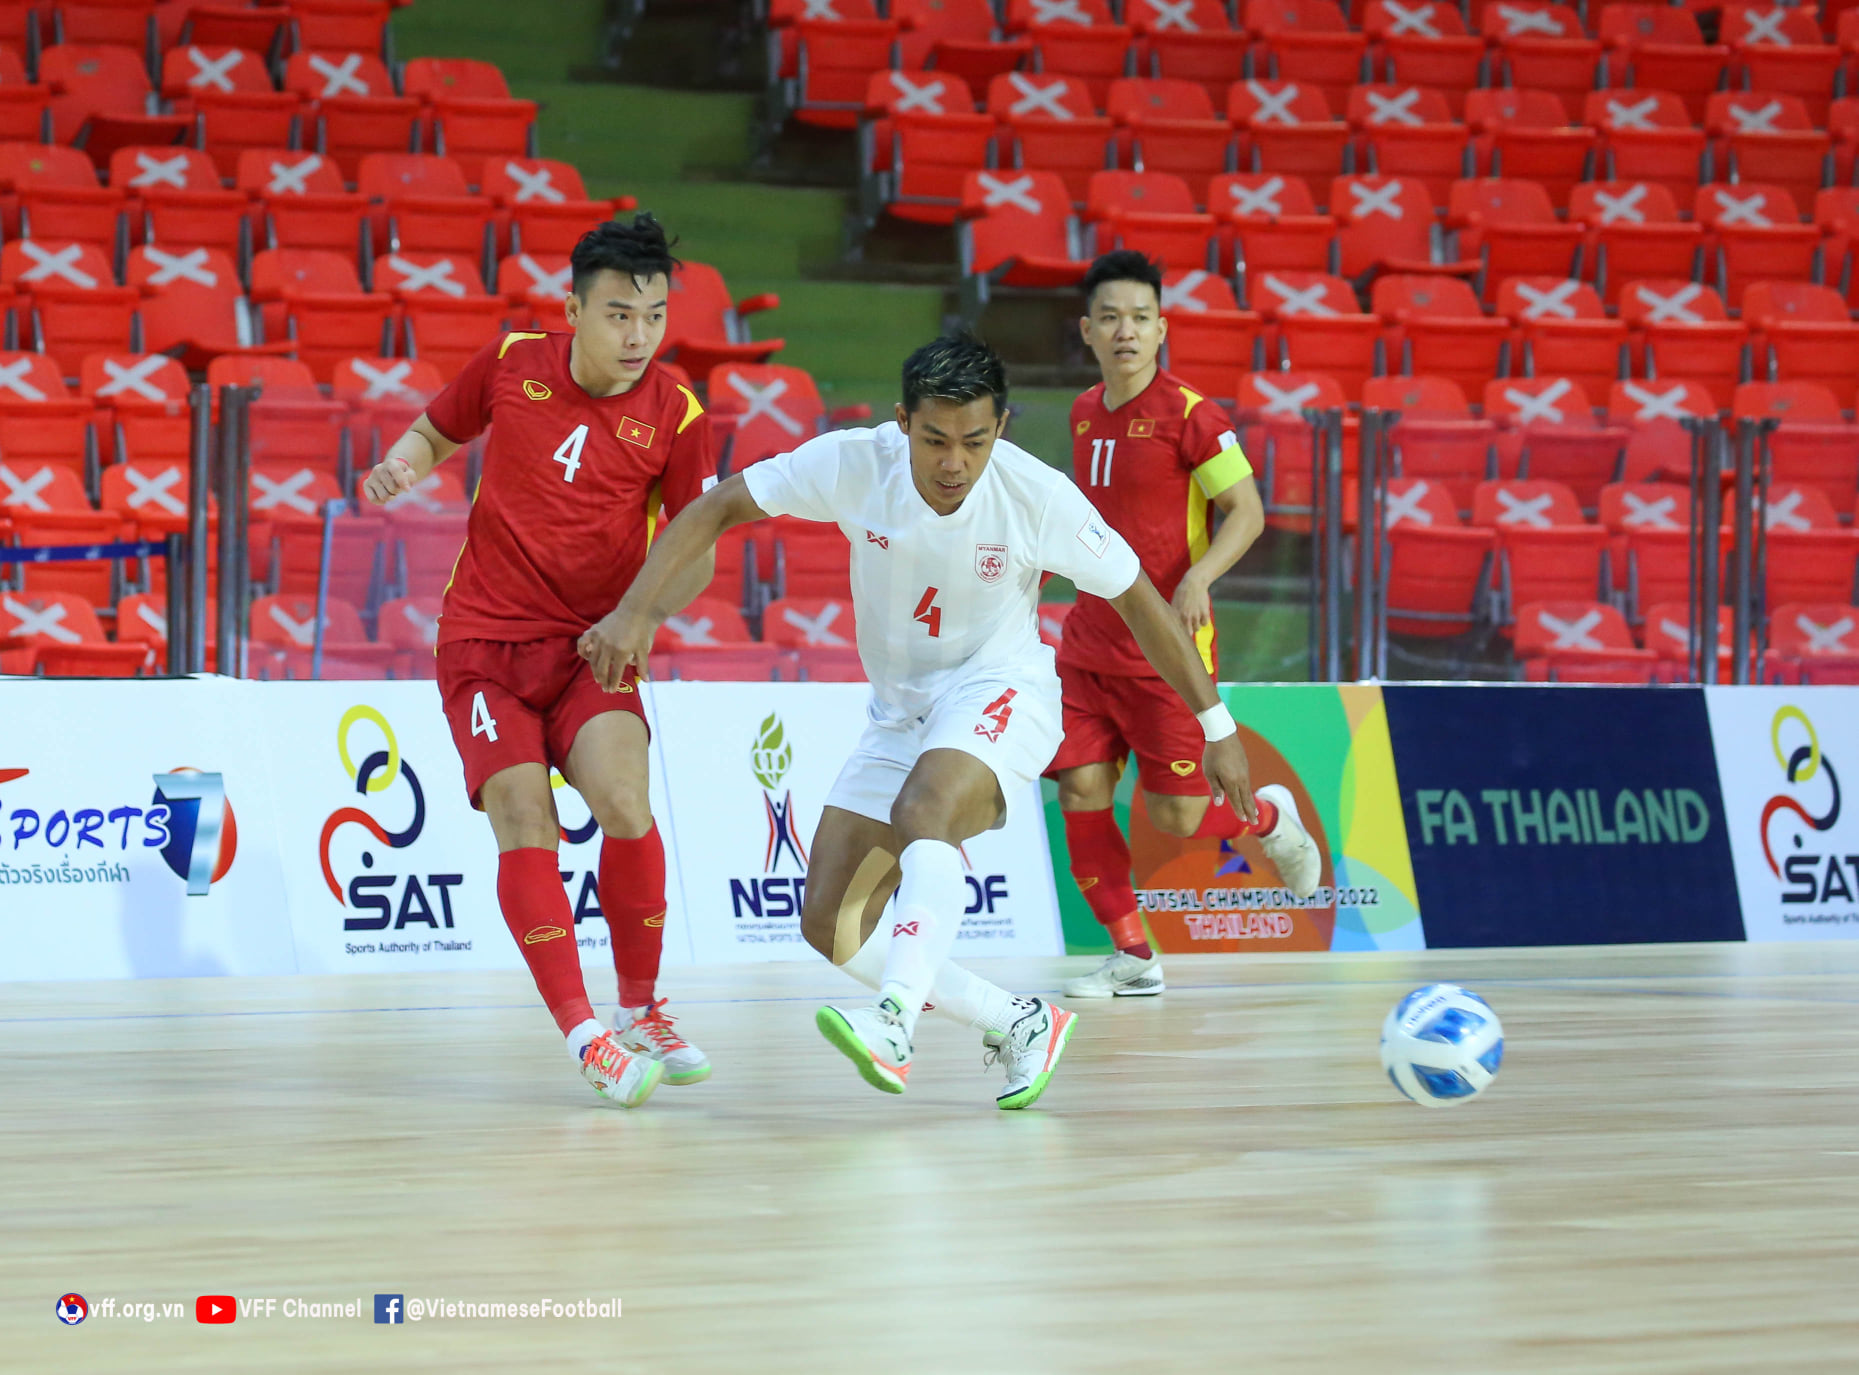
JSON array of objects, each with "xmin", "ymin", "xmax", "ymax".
[
  {"xmin": 1056, "ymin": 368, "xmax": 1253, "ymax": 677},
  {"xmin": 425, "ymin": 331, "xmax": 715, "ymax": 645}
]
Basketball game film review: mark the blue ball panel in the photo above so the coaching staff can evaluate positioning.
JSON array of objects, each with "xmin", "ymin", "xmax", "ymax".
[
  {"xmin": 1414, "ymin": 1006, "xmax": 1486, "ymax": 1045},
  {"xmin": 1413, "ymin": 1065, "xmax": 1477, "ymax": 1099},
  {"xmin": 1478, "ymin": 1039, "xmax": 1504, "ymax": 1074}
]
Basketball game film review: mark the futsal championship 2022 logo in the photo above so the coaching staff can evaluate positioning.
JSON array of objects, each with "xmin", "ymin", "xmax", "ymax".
[
  {"xmin": 1762, "ymin": 706, "xmax": 1857, "ymax": 918},
  {"xmin": 318, "ymin": 706, "xmax": 465, "ymax": 945},
  {"xmin": 728, "ymin": 713, "xmax": 810, "ymax": 932},
  {"xmin": 0, "ymin": 765, "xmax": 235, "ymax": 893}
]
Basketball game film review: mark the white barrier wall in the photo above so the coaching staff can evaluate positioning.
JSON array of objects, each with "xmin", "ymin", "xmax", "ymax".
[{"xmin": 0, "ymin": 678, "xmax": 1063, "ymax": 981}]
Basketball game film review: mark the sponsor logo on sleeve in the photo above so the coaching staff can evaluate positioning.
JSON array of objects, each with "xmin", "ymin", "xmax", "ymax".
[{"xmin": 1076, "ymin": 516, "xmax": 1110, "ymax": 559}]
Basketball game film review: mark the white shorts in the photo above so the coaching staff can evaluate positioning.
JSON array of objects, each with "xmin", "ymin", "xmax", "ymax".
[{"xmin": 824, "ymin": 670, "xmax": 1062, "ymax": 831}]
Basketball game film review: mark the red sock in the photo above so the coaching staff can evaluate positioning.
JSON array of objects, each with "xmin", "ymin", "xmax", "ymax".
[
  {"xmin": 1062, "ymin": 809, "xmax": 1150, "ymax": 955},
  {"xmin": 497, "ymin": 847, "xmax": 594, "ymax": 1035},
  {"xmin": 600, "ymin": 825, "xmax": 667, "ymax": 1010},
  {"xmin": 1193, "ymin": 794, "xmax": 1278, "ymax": 840}
]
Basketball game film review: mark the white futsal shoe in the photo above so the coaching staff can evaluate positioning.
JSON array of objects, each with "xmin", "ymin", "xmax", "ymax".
[
  {"xmin": 985, "ymin": 997, "xmax": 1077, "ymax": 1111},
  {"xmin": 578, "ymin": 1029, "xmax": 664, "ymax": 1108},
  {"xmin": 617, "ymin": 999, "xmax": 712, "ymax": 1085},
  {"xmin": 1063, "ymin": 949, "xmax": 1165, "ymax": 998},
  {"xmin": 816, "ymin": 997, "xmax": 913, "ymax": 1094},
  {"xmin": 1256, "ymin": 783, "xmax": 1322, "ymax": 900}
]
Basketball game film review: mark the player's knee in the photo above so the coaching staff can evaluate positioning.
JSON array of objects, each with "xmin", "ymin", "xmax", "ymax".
[
  {"xmin": 1147, "ymin": 796, "xmax": 1206, "ymax": 840},
  {"xmin": 581, "ymin": 782, "xmax": 653, "ymax": 840},
  {"xmin": 890, "ymin": 788, "xmax": 959, "ymax": 848},
  {"xmin": 488, "ymin": 797, "xmax": 559, "ymax": 851},
  {"xmin": 798, "ymin": 900, "xmax": 836, "ymax": 961}
]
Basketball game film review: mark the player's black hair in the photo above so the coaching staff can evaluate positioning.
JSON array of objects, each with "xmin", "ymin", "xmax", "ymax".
[
  {"xmin": 900, "ymin": 331, "xmax": 1010, "ymax": 418},
  {"xmin": 570, "ymin": 213, "xmax": 682, "ymax": 297},
  {"xmin": 1080, "ymin": 250, "xmax": 1163, "ymax": 309}
]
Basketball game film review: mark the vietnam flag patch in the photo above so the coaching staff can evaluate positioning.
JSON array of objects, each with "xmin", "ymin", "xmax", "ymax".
[
  {"xmin": 618, "ymin": 417, "xmax": 657, "ymax": 449},
  {"xmin": 1127, "ymin": 417, "xmax": 1156, "ymax": 438}
]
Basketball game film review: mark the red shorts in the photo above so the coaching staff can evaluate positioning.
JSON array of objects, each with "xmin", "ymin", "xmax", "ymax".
[
  {"xmin": 436, "ymin": 636, "xmax": 645, "ymax": 809},
  {"xmin": 1047, "ymin": 661, "xmax": 1209, "ymax": 796}
]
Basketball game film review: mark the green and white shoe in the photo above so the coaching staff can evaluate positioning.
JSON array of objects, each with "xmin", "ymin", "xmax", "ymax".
[
  {"xmin": 816, "ymin": 998, "xmax": 913, "ymax": 1094},
  {"xmin": 986, "ymin": 998, "xmax": 1076, "ymax": 1111}
]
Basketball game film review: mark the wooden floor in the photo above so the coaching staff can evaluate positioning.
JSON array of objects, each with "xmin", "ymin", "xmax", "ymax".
[{"xmin": 6, "ymin": 944, "xmax": 1859, "ymax": 1374}]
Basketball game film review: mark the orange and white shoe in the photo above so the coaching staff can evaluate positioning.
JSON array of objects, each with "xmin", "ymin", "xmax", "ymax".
[
  {"xmin": 618, "ymin": 998, "xmax": 712, "ymax": 1085},
  {"xmin": 989, "ymin": 998, "xmax": 1075, "ymax": 1111},
  {"xmin": 815, "ymin": 997, "xmax": 912, "ymax": 1094},
  {"xmin": 578, "ymin": 1028, "xmax": 664, "ymax": 1108}
]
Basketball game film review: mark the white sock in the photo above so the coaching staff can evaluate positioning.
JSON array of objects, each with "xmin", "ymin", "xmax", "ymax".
[
  {"xmin": 880, "ymin": 839, "xmax": 967, "ymax": 1033},
  {"xmin": 566, "ymin": 1017, "xmax": 605, "ymax": 1063},
  {"xmin": 839, "ymin": 921, "xmax": 1020, "ymax": 1035}
]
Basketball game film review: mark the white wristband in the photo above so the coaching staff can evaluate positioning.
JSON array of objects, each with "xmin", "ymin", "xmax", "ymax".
[{"xmin": 1197, "ymin": 703, "xmax": 1237, "ymax": 743}]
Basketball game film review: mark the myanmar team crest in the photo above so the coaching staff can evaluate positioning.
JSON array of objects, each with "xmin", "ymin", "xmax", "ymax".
[{"xmin": 974, "ymin": 543, "xmax": 1008, "ymax": 584}]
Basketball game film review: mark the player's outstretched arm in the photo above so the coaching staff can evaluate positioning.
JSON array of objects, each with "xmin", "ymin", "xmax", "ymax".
[
  {"xmin": 361, "ymin": 415, "xmax": 459, "ymax": 506},
  {"xmin": 1109, "ymin": 571, "xmax": 1257, "ymax": 823},
  {"xmin": 1173, "ymin": 476, "xmax": 1264, "ymax": 637},
  {"xmin": 578, "ymin": 472, "xmax": 771, "ymax": 691}
]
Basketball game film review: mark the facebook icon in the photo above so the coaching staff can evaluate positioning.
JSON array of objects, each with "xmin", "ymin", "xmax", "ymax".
[{"xmin": 374, "ymin": 1294, "xmax": 403, "ymax": 1325}]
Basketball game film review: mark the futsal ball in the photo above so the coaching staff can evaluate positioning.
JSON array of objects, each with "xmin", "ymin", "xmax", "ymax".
[{"xmin": 1380, "ymin": 983, "xmax": 1504, "ymax": 1107}]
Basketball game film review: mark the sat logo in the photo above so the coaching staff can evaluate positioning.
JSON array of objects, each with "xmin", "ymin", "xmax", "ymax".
[{"xmin": 319, "ymin": 707, "xmax": 462, "ymax": 931}]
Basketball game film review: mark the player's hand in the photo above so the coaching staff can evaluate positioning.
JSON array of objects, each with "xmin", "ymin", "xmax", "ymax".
[
  {"xmin": 1204, "ymin": 733, "xmax": 1257, "ymax": 826},
  {"xmin": 578, "ymin": 606, "xmax": 655, "ymax": 693},
  {"xmin": 362, "ymin": 456, "xmax": 417, "ymax": 506},
  {"xmin": 1171, "ymin": 569, "xmax": 1213, "ymax": 637}
]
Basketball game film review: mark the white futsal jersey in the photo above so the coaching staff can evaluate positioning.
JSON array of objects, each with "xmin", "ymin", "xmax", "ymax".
[{"xmin": 742, "ymin": 421, "xmax": 1142, "ymax": 723}]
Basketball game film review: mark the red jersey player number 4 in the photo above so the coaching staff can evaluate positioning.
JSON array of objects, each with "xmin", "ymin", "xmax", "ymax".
[{"xmin": 361, "ymin": 214, "xmax": 718, "ymax": 1111}]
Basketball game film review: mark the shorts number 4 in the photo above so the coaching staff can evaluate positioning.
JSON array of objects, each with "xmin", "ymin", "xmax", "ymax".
[
  {"xmin": 974, "ymin": 689, "xmax": 1017, "ymax": 742},
  {"xmin": 470, "ymin": 691, "xmax": 500, "ymax": 742}
]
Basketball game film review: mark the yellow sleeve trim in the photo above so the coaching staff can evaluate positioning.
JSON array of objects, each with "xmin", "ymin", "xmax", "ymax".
[
  {"xmin": 1193, "ymin": 443, "xmax": 1253, "ymax": 498},
  {"xmin": 1179, "ymin": 385, "xmax": 1204, "ymax": 418},
  {"xmin": 497, "ymin": 331, "xmax": 547, "ymax": 358},
  {"xmin": 675, "ymin": 383, "xmax": 704, "ymax": 434}
]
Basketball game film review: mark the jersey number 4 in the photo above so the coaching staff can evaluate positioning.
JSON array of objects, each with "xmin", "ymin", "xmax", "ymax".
[
  {"xmin": 1087, "ymin": 438, "xmax": 1116, "ymax": 486},
  {"xmin": 470, "ymin": 691, "xmax": 500, "ymax": 742},
  {"xmin": 553, "ymin": 424, "xmax": 590, "ymax": 483},
  {"xmin": 914, "ymin": 586, "xmax": 942, "ymax": 638}
]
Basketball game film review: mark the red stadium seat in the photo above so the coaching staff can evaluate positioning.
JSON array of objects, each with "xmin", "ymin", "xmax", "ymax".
[
  {"xmin": 251, "ymin": 246, "xmax": 363, "ymax": 341},
  {"xmin": 1513, "ymin": 599, "xmax": 1651, "ymax": 681},
  {"xmin": 1722, "ymin": 4, "xmax": 1842, "ymax": 126},
  {"xmin": 1086, "ymin": 168, "xmax": 1216, "ymax": 267},
  {"xmin": 1346, "ymin": 82, "xmax": 1467, "ymax": 209},
  {"xmin": 1767, "ymin": 602, "xmax": 1859, "ymax": 682},
  {"xmin": 31, "ymin": 284, "xmax": 138, "ymax": 376},
  {"xmin": 161, "ymin": 44, "xmax": 274, "ymax": 103},
  {"xmin": 386, "ymin": 507, "xmax": 467, "ymax": 599},
  {"xmin": 894, "ymin": 0, "xmax": 1029, "ymax": 91},
  {"xmin": 1595, "ymin": 7, "xmax": 1726, "ymax": 123},
  {"xmin": 129, "ymin": 241, "xmax": 252, "ymax": 362},
  {"xmin": 1382, "ymin": 478, "xmax": 1495, "ymax": 635},
  {"xmin": 660, "ymin": 260, "xmax": 783, "ymax": 380},
  {"xmin": 181, "ymin": 3, "xmax": 293, "ymax": 53},
  {"xmin": 957, "ymin": 169, "xmax": 1087, "ymax": 297},
  {"xmin": 1364, "ymin": 1, "xmax": 1483, "ymax": 114},
  {"xmin": 769, "ymin": 515, "xmax": 852, "ymax": 598},
  {"xmin": 785, "ymin": 20, "xmax": 901, "ymax": 132},
  {"xmin": 40, "ymin": 43, "xmax": 187, "ymax": 159},
  {"xmin": 1694, "ymin": 182, "xmax": 1820, "ymax": 312},
  {"xmin": 0, "ymin": 590, "xmax": 143, "ymax": 675},
  {"xmin": 402, "ymin": 296, "xmax": 511, "ymax": 380},
  {"xmin": 1244, "ymin": 0, "xmax": 1367, "ymax": 114},
  {"xmin": 1472, "ymin": 477, "xmax": 1610, "ymax": 622},
  {"xmin": 653, "ymin": 644, "xmax": 799, "ymax": 682},
  {"xmin": 989, "ymin": 72, "xmax": 1115, "ymax": 206},
  {"xmin": 1131, "ymin": 0, "xmax": 1246, "ymax": 109},
  {"xmin": 295, "ymin": 0, "xmax": 392, "ymax": 57},
  {"xmin": 1209, "ymin": 171, "xmax": 1336, "ymax": 285},
  {"xmin": 1619, "ymin": 277, "xmax": 1747, "ymax": 409},
  {"xmin": 1449, "ymin": 177, "xmax": 1583, "ymax": 302},
  {"xmin": 654, "ymin": 595, "xmax": 753, "ymax": 652},
  {"xmin": 1704, "ymin": 91, "xmax": 1831, "ymax": 215},
  {"xmin": 249, "ymin": 592, "xmax": 396, "ymax": 679},
  {"xmin": 496, "ymin": 250, "xmax": 570, "ymax": 325},
  {"xmin": 374, "ymin": 594, "xmax": 441, "ymax": 679},
  {"xmin": 1568, "ymin": 180, "xmax": 1703, "ymax": 306},
  {"xmin": 860, "ymin": 70, "xmax": 989, "ymax": 223},
  {"xmin": 285, "ymin": 49, "xmax": 422, "ymax": 180},
  {"xmin": 373, "ymin": 250, "xmax": 488, "ymax": 301},
  {"xmin": 1160, "ymin": 270, "xmax": 1261, "ymax": 401},
  {"xmin": 1496, "ymin": 276, "xmax": 1625, "ymax": 406},
  {"xmin": 1106, "ymin": 77, "xmax": 1232, "ymax": 182},
  {"xmin": 1735, "ymin": 381, "xmax": 1859, "ymax": 506},
  {"xmin": 1482, "ymin": 3, "xmax": 1599, "ymax": 123},
  {"xmin": 1741, "ymin": 283, "xmax": 1859, "ymax": 409},
  {"xmin": 1253, "ymin": 269, "xmax": 1381, "ymax": 400},
  {"xmin": 710, "ymin": 362, "xmax": 828, "ymax": 470},
  {"xmin": 1584, "ymin": 89, "xmax": 1708, "ymax": 210},
  {"xmin": 1374, "ymin": 273, "xmax": 1508, "ymax": 401},
  {"xmin": 763, "ymin": 594, "xmax": 857, "ymax": 649},
  {"xmin": 1763, "ymin": 529, "xmax": 1859, "ymax": 609},
  {"xmin": 190, "ymin": 88, "xmax": 307, "ymax": 180},
  {"xmin": 1330, "ymin": 173, "xmax": 1459, "ymax": 278},
  {"xmin": 285, "ymin": 290, "xmax": 394, "ymax": 381},
  {"xmin": 1235, "ymin": 369, "xmax": 1348, "ymax": 527},
  {"xmin": 1465, "ymin": 85, "xmax": 1595, "ymax": 208},
  {"xmin": 1385, "ymin": 412, "xmax": 1497, "ymax": 512},
  {"xmin": 404, "ymin": 57, "xmax": 539, "ymax": 186},
  {"xmin": 1228, "ymin": 78, "xmax": 1351, "ymax": 210}
]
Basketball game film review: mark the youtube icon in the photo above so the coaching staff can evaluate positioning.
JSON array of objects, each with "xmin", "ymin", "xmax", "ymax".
[{"xmin": 195, "ymin": 1295, "xmax": 236, "ymax": 1324}]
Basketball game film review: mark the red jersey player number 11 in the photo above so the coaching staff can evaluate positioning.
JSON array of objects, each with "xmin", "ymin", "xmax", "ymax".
[{"xmin": 360, "ymin": 214, "xmax": 718, "ymax": 1109}]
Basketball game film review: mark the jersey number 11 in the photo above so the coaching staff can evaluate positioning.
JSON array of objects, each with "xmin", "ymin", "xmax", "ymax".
[{"xmin": 1087, "ymin": 438, "xmax": 1116, "ymax": 486}]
